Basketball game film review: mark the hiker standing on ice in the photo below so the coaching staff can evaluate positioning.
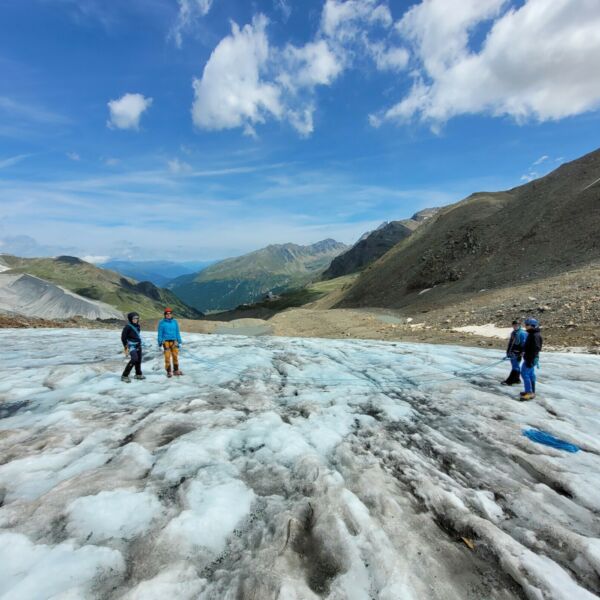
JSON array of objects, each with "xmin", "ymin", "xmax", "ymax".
[
  {"xmin": 121, "ymin": 312, "xmax": 145, "ymax": 382},
  {"xmin": 520, "ymin": 318, "xmax": 542, "ymax": 401},
  {"xmin": 157, "ymin": 307, "xmax": 183, "ymax": 378},
  {"xmin": 502, "ymin": 319, "xmax": 527, "ymax": 386}
]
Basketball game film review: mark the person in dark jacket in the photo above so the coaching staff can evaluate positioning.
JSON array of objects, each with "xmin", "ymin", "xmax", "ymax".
[
  {"xmin": 121, "ymin": 312, "xmax": 145, "ymax": 382},
  {"xmin": 502, "ymin": 319, "xmax": 528, "ymax": 385},
  {"xmin": 520, "ymin": 317, "xmax": 542, "ymax": 400}
]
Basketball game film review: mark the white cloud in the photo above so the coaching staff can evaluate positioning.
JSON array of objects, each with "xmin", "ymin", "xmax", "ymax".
[
  {"xmin": 0, "ymin": 154, "xmax": 30, "ymax": 169},
  {"xmin": 104, "ymin": 157, "xmax": 120, "ymax": 166},
  {"xmin": 192, "ymin": 15, "xmax": 283, "ymax": 132},
  {"xmin": 171, "ymin": 0, "xmax": 215, "ymax": 48},
  {"xmin": 320, "ymin": 0, "xmax": 408, "ymax": 73},
  {"xmin": 280, "ymin": 40, "xmax": 342, "ymax": 89},
  {"xmin": 167, "ymin": 158, "xmax": 192, "ymax": 174},
  {"xmin": 191, "ymin": 2, "xmax": 405, "ymax": 137},
  {"xmin": 376, "ymin": 0, "xmax": 600, "ymax": 127},
  {"xmin": 81, "ymin": 255, "xmax": 110, "ymax": 264},
  {"xmin": 368, "ymin": 43, "xmax": 409, "ymax": 72},
  {"xmin": 520, "ymin": 154, "xmax": 561, "ymax": 182},
  {"xmin": 107, "ymin": 93, "xmax": 153, "ymax": 130},
  {"xmin": 321, "ymin": 0, "xmax": 393, "ymax": 40},
  {"xmin": 66, "ymin": 152, "xmax": 81, "ymax": 161}
]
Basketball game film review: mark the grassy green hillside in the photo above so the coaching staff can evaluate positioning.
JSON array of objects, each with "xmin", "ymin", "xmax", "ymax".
[
  {"xmin": 169, "ymin": 239, "xmax": 348, "ymax": 312},
  {"xmin": 2, "ymin": 255, "xmax": 201, "ymax": 319}
]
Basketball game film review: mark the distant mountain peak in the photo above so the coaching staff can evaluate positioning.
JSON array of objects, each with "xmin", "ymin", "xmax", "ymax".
[
  {"xmin": 169, "ymin": 238, "xmax": 349, "ymax": 312},
  {"xmin": 322, "ymin": 208, "xmax": 440, "ymax": 280}
]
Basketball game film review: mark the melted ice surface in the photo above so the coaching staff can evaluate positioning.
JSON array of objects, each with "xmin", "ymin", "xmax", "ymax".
[{"xmin": 0, "ymin": 328, "xmax": 599, "ymax": 599}]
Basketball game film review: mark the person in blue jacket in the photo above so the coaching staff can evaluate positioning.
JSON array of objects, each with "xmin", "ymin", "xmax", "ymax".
[
  {"xmin": 520, "ymin": 318, "xmax": 543, "ymax": 401},
  {"xmin": 157, "ymin": 307, "xmax": 183, "ymax": 377},
  {"xmin": 501, "ymin": 319, "xmax": 528, "ymax": 385},
  {"xmin": 121, "ymin": 312, "xmax": 145, "ymax": 382}
]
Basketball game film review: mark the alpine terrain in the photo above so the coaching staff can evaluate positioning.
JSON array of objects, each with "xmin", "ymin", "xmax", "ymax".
[
  {"xmin": 0, "ymin": 255, "xmax": 201, "ymax": 319},
  {"xmin": 335, "ymin": 149, "xmax": 600, "ymax": 322},
  {"xmin": 169, "ymin": 239, "xmax": 348, "ymax": 313},
  {"xmin": 99, "ymin": 260, "xmax": 214, "ymax": 287},
  {"xmin": 322, "ymin": 208, "xmax": 439, "ymax": 280}
]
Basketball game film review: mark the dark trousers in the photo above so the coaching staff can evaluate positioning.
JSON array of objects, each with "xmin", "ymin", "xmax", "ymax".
[{"xmin": 123, "ymin": 347, "xmax": 142, "ymax": 377}]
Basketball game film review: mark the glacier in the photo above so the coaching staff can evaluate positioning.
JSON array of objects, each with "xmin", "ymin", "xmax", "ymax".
[{"xmin": 0, "ymin": 328, "xmax": 599, "ymax": 599}]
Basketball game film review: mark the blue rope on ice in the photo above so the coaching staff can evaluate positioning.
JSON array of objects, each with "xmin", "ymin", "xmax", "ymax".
[{"xmin": 522, "ymin": 429, "xmax": 580, "ymax": 453}]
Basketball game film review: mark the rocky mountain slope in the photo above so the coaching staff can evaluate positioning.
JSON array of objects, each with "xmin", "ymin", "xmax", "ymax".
[
  {"xmin": 169, "ymin": 239, "xmax": 348, "ymax": 312},
  {"xmin": 0, "ymin": 255, "xmax": 201, "ymax": 319},
  {"xmin": 322, "ymin": 208, "xmax": 439, "ymax": 279},
  {"xmin": 0, "ymin": 273, "xmax": 123, "ymax": 320},
  {"xmin": 336, "ymin": 148, "xmax": 600, "ymax": 313}
]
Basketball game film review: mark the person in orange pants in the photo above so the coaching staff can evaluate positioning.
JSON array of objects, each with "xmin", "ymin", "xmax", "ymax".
[{"xmin": 157, "ymin": 308, "xmax": 183, "ymax": 377}]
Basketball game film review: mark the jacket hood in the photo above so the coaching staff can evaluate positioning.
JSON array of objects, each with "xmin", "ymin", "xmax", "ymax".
[{"xmin": 127, "ymin": 312, "xmax": 140, "ymax": 324}]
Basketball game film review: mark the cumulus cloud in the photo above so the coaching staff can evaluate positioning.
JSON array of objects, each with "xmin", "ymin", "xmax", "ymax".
[
  {"xmin": 66, "ymin": 152, "xmax": 81, "ymax": 161},
  {"xmin": 107, "ymin": 93, "xmax": 153, "ymax": 130},
  {"xmin": 320, "ymin": 0, "xmax": 407, "ymax": 72},
  {"xmin": 321, "ymin": 0, "xmax": 393, "ymax": 40},
  {"xmin": 171, "ymin": 0, "xmax": 215, "ymax": 47},
  {"xmin": 192, "ymin": 16, "xmax": 282, "ymax": 132},
  {"xmin": 374, "ymin": 0, "xmax": 600, "ymax": 127},
  {"xmin": 191, "ymin": 1, "xmax": 406, "ymax": 136}
]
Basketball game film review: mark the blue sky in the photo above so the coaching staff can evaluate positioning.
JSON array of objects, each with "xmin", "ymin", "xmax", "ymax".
[{"xmin": 1, "ymin": 0, "xmax": 599, "ymax": 262}]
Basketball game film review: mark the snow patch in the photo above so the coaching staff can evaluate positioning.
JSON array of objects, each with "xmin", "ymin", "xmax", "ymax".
[
  {"xmin": 0, "ymin": 532, "xmax": 125, "ymax": 599},
  {"xmin": 163, "ymin": 478, "xmax": 255, "ymax": 555},
  {"xmin": 453, "ymin": 323, "xmax": 512, "ymax": 339},
  {"xmin": 66, "ymin": 488, "xmax": 163, "ymax": 542}
]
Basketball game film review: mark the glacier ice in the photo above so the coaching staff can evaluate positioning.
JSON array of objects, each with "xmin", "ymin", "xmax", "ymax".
[{"xmin": 0, "ymin": 328, "xmax": 599, "ymax": 599}]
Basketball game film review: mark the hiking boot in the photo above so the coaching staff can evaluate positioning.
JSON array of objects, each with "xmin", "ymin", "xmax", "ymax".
[
  {"xmin": 520, "ymin": 392, "xmax": 536, "ymax": 401},
  {"xmin": 121, "ymin": 376, "xmax": 131, "ymax": 383},
  {"xmin": 134, "ymin": 374, "xmax": 146, "ymax": 380},
  {"xmin": 502, "ymin": 370, "xmax": 521, "ymax": 385},
  {"xmin": 166, "ymin": 371, "xmax": 172, "ymax": 378},
  {"xmin": 174, "ymin": 370, "xmax": 183, "ymax": 376}
]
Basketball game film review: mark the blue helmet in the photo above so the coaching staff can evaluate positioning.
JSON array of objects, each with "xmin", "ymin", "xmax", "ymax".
[{"xmin": 524, "ymin": 317, "xmax": 539, "ymax": 327}]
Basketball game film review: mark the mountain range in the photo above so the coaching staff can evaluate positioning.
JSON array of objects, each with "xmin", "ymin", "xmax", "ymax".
[
  {"xmin": 99, "ymin": 260, "xmax": 214, "ymax": 287},
  {"xmin": 0, "ymin": 255, "xmax": 201, "ymax": 319},
  {"xmin": 322, "ymin": 208, "xmax": 439, "ymax": 280},
  {"xmin": 169, "ymin": 239, "xmax": 348, "ymax": 312},
  {"xmin": 335, "ymin": 147, "xmax": 600, "ymax": 311}
]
